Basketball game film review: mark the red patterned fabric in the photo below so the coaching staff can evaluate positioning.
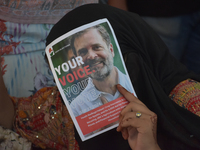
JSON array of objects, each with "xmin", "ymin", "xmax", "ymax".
[
  {"xmin": 169, "ymin": 79, "xmax": 200, "ymax": 117},
  {"xmin": 11, "ymin": 87, "xmax": 79, "ymax": 150},
  {"xmin": 9, "ymin": 79, "xmax": 200, "ymax": 149}
]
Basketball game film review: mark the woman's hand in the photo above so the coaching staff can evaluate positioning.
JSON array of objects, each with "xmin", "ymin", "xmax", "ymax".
[{"xmin": 116, "ymin": 84, "xmax": 161, "ymax": 150}]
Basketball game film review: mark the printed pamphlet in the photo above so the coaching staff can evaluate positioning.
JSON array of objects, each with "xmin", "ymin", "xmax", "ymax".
[{"xmin": 45, "ymin": 18, "xmax": 136, "ymax": 141}]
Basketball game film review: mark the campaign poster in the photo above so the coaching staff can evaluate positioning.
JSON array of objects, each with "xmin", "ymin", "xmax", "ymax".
[{"xmin": 45, "ymin": 19, "xmax": 136, "ymax": 141}]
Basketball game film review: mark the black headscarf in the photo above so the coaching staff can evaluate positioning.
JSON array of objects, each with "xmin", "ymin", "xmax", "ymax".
[{"xmin": 46, "ymin": 4, "xmax": 200, "ymax": 150}]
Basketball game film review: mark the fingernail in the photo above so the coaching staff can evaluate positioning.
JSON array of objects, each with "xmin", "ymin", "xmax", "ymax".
[
  {"xmin": 116, "ymin": 127, "xmax": 119, "ymax": 131},
  {"xmin": 122, "ymin": 133, "xmax": 127, "ymax": 140},
  {"xmin": 117, "ymin": 84, "xmax": 122, "ymax": 88}
]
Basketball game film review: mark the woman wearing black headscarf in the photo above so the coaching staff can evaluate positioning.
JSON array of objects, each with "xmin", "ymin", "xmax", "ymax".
[
  {"xmin": 1, "ymin": 3, "xmax": 200, "ymax": 150},
  {"xmin": 46, "ymin": 4, "xmax": 200, "ymax": 150}
]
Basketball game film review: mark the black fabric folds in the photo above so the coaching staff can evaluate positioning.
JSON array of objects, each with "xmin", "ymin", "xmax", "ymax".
[
  {"xmin": 126, "ymin": 0, "xmax": 200, "ymax": 17},
  {"xmin": 46, "ymin": 4, "xmax": 200, "ymax": 150}
]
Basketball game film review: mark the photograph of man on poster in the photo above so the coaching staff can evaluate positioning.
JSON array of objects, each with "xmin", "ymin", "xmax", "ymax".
[{"xmin": 69, "ymin": 24, "xmax": 133, "ymax": 117}]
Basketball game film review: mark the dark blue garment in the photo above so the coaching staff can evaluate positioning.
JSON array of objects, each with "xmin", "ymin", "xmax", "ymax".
[{"xmin": 46, "ymin": 4, "xmax": 200, "ymax": 150}]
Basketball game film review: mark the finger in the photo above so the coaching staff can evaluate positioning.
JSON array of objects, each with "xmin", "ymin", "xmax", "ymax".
[
  {"xmin": 117, "ymin": 84, "xmax": 144, "ymax": 106},
  {"xmin": 120, "ymin": 102, "xmax": 154, "ymax": 120},
  {"xmin": 118, "ymin": 111, "xmax": 146, "ymax": 132},
  {"xmin": 117, "ymin": 123, "xmax": 129, "ymax": 140},
  {"xmin": 119, "ymin": 103, "xmax": 154, "ymax": 125},
  {"xmin": 121, "ymin": 128, "xmax": 129, "ymax": 140},
  {"xmin": 120, "ymin": 112, "xmax": 157, "ymax": 131}
]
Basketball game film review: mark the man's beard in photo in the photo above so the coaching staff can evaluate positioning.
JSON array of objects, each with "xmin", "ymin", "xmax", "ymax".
[{"xmin": 84, "ymin": 54, "xmax": 114, "ymax": 81}]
